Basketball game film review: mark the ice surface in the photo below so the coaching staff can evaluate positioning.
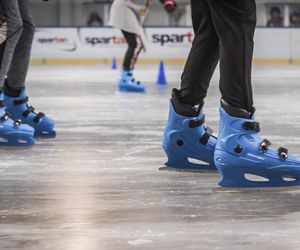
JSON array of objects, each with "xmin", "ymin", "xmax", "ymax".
[{"xmin": 1, "ymin": 64, "xmax": 300, "ymax": 250}]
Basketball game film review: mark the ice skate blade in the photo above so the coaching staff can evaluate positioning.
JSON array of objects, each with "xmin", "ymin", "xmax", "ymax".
[
  {"xmin": 34, "ymin": 130, "xmax": 56, "ymax": 139},
  {"xmin": 119, "ymin": 89, "xmax": 145, "ymax": 93},
  {"xmin": 159, "ymin": 166, "xmax": 218, "ymax": 173},
  {"xmin": 118, "ymin": 85, "xmax": 145, "ymax": 93},
  {"xmin": 0, "ymin": 144, "xmax": 35, "ymax": 151},
  {"xmin": 213, "ymin": 185, "xmax": 300, "ymax": 193}
]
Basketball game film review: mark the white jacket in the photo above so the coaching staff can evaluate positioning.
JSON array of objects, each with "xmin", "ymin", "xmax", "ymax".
[{"xmin": 109, "ymin": 0, "xmax": 152, "ymax": 35}]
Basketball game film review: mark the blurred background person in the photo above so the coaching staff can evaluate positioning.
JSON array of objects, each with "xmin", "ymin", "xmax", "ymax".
[
  {"xmin": 267, "ymin": 6, "xmax": 284, "ymax": 27},
  {"xmin": 108, "ymin": 0, "xmax": 177, "ymax": 93},
  {"xmin": 87, "ymin": 11, "xmax": 103, "ymax": 27},
  {"xmin": 290, "ymin": 11, "xmax": 300, "ymax": 26}
]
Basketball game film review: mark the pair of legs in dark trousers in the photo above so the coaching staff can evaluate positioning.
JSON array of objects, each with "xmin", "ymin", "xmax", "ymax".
[
  {"xmin": 121, "ymin": 30, "xmax": 143, "ymax": 71},
  {"xmin": 178, "ymin": 0, "xmax": 256, "ymax": 113},
  {"xmin": 165, "ymin": 0, "xmax": 300, "ymax": 188}
]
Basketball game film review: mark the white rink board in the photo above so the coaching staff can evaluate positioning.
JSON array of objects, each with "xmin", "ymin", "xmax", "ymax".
[{"xmin": 31, "ymin": 27, "xmax": 300, "ymax": 62}]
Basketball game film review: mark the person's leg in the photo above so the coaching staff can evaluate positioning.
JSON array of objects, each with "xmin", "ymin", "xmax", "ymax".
[
  {"xmin": 118, "ymin": 30, "xmax": 145, "ymax": 92},
  {"xmin": 0, "ymin": 0, "xmax": 23, "ymax": 89},
  {"xmin": 211, "ymin": 0, "xmax": 300, "ymax": 188},
  {"xmin": 162, "ymin": 0, "xmax": 218, "ymax": 171},
  {"xmin": 4, "ymin": 0, "xmax": 35, "ymax": 95},
  {"xmin": 207, "ymin": 0, "xmax": 256, "ymax": 112},
  {"xmin": 177, "ymin": 0, "xmax": 220, "ymax": 109},
  {"xmin": 121, "ymin": 30, "xmax": 143, "ymax": 71}
]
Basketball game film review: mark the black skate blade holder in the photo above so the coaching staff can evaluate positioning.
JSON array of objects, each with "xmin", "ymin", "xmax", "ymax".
[
  {"xmin": 159, "ymin": 166, "xmax": 217, "ymax": 173},
  {"xmin": 213, "ymin": 185, "xmax": 300, "ymax": 193}
]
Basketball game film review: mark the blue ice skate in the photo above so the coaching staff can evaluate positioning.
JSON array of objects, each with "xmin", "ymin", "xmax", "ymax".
[
  {"xmin": 0, "ymin": 92, "xmax": 35, "ymax": 147},
  {"xmin": 118, "ymin": 69, "xmax": 145, "ymax": 93},
  {"xmin": 163, "ymin": 90, "xmax": 217, "ymax": 171},
  {"xmin": 214, "ymin": 99, "xmax": 300, "ymax": 188},
  {"xmin": 4, "ymin": 90, "xmax": 56, "ymax": 138}
]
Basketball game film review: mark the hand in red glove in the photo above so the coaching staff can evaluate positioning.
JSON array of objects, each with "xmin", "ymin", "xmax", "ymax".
[{"xmin": 164, "ymin": 0, "xmax": 177, "ymax": 13}]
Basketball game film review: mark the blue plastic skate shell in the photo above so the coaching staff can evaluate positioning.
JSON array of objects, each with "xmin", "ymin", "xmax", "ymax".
[
  {"xmin": 214, "ymin": 107, "xmax": 300, "ymax": 188},
  {"xmin": 163, "ymin": 101, "xmax": 217, "ymax": 171},
  {"xmin": 4, "ymin": 90, "xmax": 56, "ymax": 138},
  {"xmin": 118, "ymin": 69, "xmax": 146, "ymax": 93},
  {"xmin": 0, "ymin": 94, "xmax": 35, "ymax": 147}
]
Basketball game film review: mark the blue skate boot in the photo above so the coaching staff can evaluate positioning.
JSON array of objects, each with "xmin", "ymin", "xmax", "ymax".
[
  {"xmin": 163, "ymin": 89, "xmax": 217, "ymax": 171},
  {"xmin": 3, "ymin": 88, "xmax": 56, "ymax": 138},
  {"xmin": 214, "ymin": 99, "xmax": 300, "ymax": 188},
  {"xmin": 118, "ymin": 69, "xmax": 146, "ymax": 93},
  {"xmin": 0, "ymin": 92, "xmax": 35, "ymax": 147}
]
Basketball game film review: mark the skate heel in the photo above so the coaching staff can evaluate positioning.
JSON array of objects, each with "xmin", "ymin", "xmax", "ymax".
[
  {"xmin": 118, "ymin": 81, "xmax": 127, "ymax": 92},
  {"xmin": 216, "ymin": 163, "xmax": 247, "ymax": 188},
  {"xmin": 215, "ymin": 151, "xmax": 270, "ymax": 187},
  {"xmin": 163, "ymin": 143, "xmax": 216, "ymax": 172}
]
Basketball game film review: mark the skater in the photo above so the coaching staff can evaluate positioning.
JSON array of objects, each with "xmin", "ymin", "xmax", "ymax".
[
  {"xmin": 163, "ymin": 0, "xmax": 300, "ymax": 188},
  {"xmin": 109, "ymin": 0, "xmax": 177, "ymax": 93},
  {"xmin": 0, "ymin": 0, "xmax": 55, "ymax": 148}
]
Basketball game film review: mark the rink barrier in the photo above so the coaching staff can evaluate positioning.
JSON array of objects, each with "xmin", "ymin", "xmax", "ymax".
[
  {"xmin": 30, "ymin": 58, "xmax": 188, "ymax": 65},
  {"xmin": 30, "ymin": 58, "xmax": 300, "ymax": 65},
  {"xmin": 31, "ymin": 27, "xmax": 300, "ymax": 65}
]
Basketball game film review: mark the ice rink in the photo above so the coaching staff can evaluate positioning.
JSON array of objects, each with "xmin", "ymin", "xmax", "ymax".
[{"xmin": 1, "ymin": 64, "xmax": 300, "ymax": 250}]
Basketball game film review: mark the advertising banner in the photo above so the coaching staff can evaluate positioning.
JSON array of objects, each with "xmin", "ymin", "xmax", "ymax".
[
  {"xmin": 32, "ymin": 27, "xmax": 300, "ymax": 64},
  {"xmin": 32, "ymin": 27, "xmax": 194, "ymax": 60}
]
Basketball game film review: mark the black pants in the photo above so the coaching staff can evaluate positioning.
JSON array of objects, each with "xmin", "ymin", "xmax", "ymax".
[
  {"xmin": 121, "ymin": 30, "xmax": 143, "ymax": 71},
  {"xmin": 179, "ymin": 0, "xmax": 256, "ymax": 112}
]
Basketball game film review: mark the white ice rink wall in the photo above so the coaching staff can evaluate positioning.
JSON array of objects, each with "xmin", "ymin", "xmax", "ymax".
[{"xmin": 31, "ymin": 27, "xmax": 300, "ymax": 65}]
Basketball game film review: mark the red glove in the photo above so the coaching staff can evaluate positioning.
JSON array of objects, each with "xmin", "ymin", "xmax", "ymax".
[{"xmin": 164, "ymin": 0, "xmax": 177, "ymax": 13}]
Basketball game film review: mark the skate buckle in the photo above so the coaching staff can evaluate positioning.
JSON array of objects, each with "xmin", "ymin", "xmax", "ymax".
[
  {"xmin": 13, "ymin": 119, "xmax": 22, "ymax": 128},
  {"xmin": 189, "ymin": 115, "xmax": 205, "ymax": 128},
  {"xmin": 199, "ymin": 126, "xmax": 213, "ymax": 145},
  {"xmin": 260, "ymin": 139, "xmax": 271, "ymax": 152},
  {"xmin": 278, "ymin": 147, "xmax": 288, "ymax": 160},
  {"xmin": 1, "ymin": 113, "xmax": 10, "ymax": 122},
  {"xmin": 243, "ymin": 121, "xmax": 260, "ymax": 132}
]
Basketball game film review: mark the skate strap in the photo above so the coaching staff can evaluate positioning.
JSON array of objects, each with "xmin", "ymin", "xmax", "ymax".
[
  {"xmin": 199, "ymin": 126, "xmax": 213, "ymax": 145},
  {"xmin": 131, "ymin": 78, "xmax": 141, "ymax": 85},
  {"xmin": 189, "ymin": 116, "xmax": 205, "ymax": 128},
  {"xmin": 242, "ymin": 121, "xmax": 261, "ymax": 132},
  {"xmin": 13, "ymin": 97, "xmax": 29, "ymax": 106},
  {"xmin": 33, "ymin": 112, "xmax": 45, "ymax": 123},
  {"xmin": 22, "ymin": 105, "xmax": 45, "ymax": 123},
  {"xmin": 0, "ymin": 112, "xmax": 10, "ymax": 122},
  {"xmin": 278, "ymin": 147, "xmax": 288, "ymax": 160},
  {"xmin": 0, "ymin": 100, "xmax": 5, "ymax": 108},
  {"xmin": 259, "ymin": 139, "xmax": 271, "ymax": 152},
  {"xmin": 13, "ymin": 119, "xmax": 22, "ymax": 128},
  {"xmin": 22, "ymin": 106, "xmax": 35, "ymax": 118}
]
